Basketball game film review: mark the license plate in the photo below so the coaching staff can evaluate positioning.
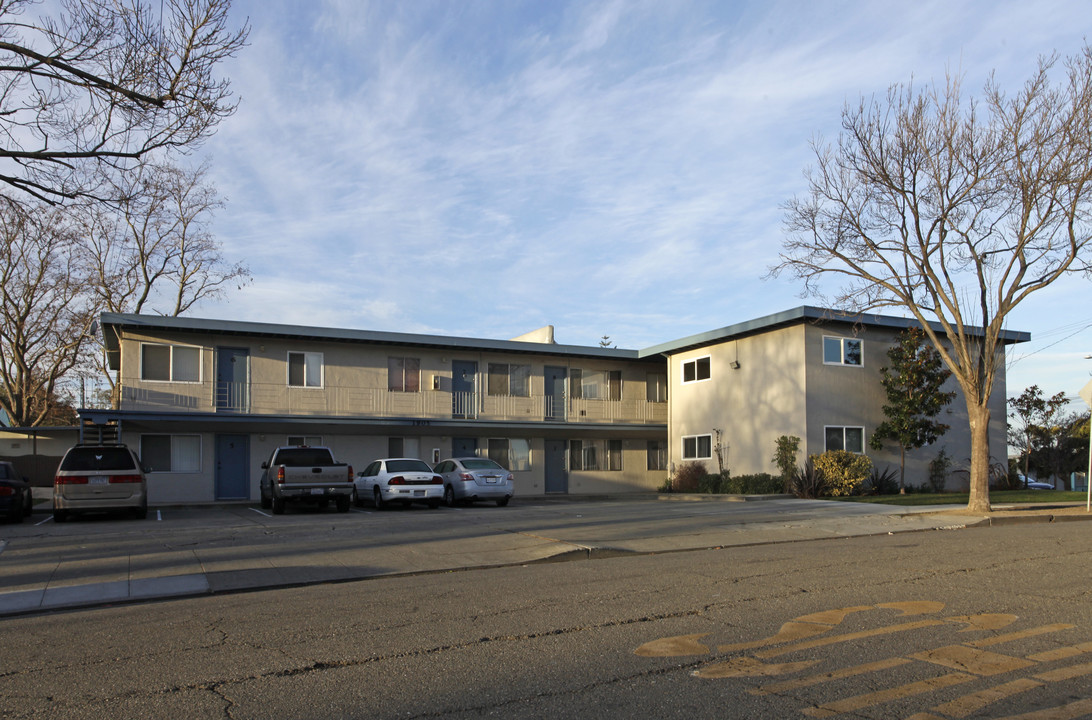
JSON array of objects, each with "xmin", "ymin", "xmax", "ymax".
[
  {"xmin": 485, "ymin": 476, "xmax": 498, "ymax": 483},
  {"xmin": 311, "ymin": 488, "xmax": 325, "ymax": 495},
  {"xmin": 90, "ymin": 476, "xmax": 109, "ymax": 485},
  {"xmin": 414, "ymin": 490, "xmax": 425, "ymax": 497}
]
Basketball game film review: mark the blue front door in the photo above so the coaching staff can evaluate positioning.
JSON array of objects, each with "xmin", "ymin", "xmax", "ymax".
[
  {"xmin": 452, "ymin": 360, "xmax": 477, "ymax": 418},
  {"xmin": 215, "ymin": 434, "xmax": 250, "ymax": 499}
]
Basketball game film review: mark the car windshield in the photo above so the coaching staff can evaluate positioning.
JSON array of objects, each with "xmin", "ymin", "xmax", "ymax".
[
  {"xmin": 60, "ymin": 447, "xmax": 137, "ymax": 471},
  {"xmin": 462, "ymin": 459, "xmax": 503, "ymax": 470},
  {"xmin": 386, "ymin": 459, "xmax": 432, "ymax": 473}
]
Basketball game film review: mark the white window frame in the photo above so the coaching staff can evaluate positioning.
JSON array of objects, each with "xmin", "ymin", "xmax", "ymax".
[
  {"xmin": 824, "ymin": 426, "xmax": 865, "ymax": 453},
  {"xmin": 287, "ymin": 351, "xmax": 323, "ymax": 388},
  {"xmin": 682, "ymin": 434, "xmax": 712, "ymax": 460},
  {"xmin": 823, "ymin": 336, "xmax": 863, "ymax": 367},
  {"xmin": 682, "ymin": 356, "xmax": 711, "ymax": 384},
  {"xmin": 140, "ymin": 343, "xmax": 202, "ymax": 383},
  {"xmin": 140, "ymin": 434, "xmax": 202, "ymax": 473}
]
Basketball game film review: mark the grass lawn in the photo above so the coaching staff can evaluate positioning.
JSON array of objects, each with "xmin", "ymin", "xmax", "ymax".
[{"xmin": 831, "ymin": 490, "xmax": 1088, "ymax": 506}]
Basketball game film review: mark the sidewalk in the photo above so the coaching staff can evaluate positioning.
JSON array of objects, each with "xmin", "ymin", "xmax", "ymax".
[{"xmin": 1, "ymin": 498, "xmax": 1087, "ymax": 618}]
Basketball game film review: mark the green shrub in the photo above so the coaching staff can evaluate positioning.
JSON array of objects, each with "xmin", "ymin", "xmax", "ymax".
[
  {"xmin": 697, "ymin": 472, "xmax": 728, "ymax": 494},
  {"xmin": 728, "ymin": 473, "xmax": 783, "ymax": 494},
  {"xmin": 772, "ymin": 435, "xmax": 801, "ymax": 492},
  {"xmin": 811, "ymin": 451, "xmax": 873, "ymax": 496},
  {"xmin": 658, "ymin": 478, "xmax": 674, "ymax": 493},
  {"xmin": 672, "ymin": 461, "xmax": 706, "ymax": 492},
  {"xmin": 791, "ymin": 458, "xmax": 827, "ymax": 498}
]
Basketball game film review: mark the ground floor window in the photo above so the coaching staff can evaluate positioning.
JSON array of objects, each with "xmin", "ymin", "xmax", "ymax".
[
  {"xmin": 682, "ymin": 434, "xmax": 712, "ymax": 460},
  {"xmin": 825, "ymin": 426, "xmax": 865, "ymax": 453},
  {"xmin": 647, "ymin": 440, "xmax": 668, "ymax": 471},
  {"xmin": 569, "ymin": 439, "xmax": 622, "ymax": 471},
  {"xmin": 141, "ymin": 434, "xmax": 201, "ymax": 473}
]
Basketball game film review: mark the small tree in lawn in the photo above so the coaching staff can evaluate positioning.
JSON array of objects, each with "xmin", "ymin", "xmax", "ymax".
[
  {"xmin": 869, "ymin": 327, "xmax": 955, "ymax": 490},
  {"xmin": 1008, "ymin": 385, "xmax": 1068, "ymax": 487}
]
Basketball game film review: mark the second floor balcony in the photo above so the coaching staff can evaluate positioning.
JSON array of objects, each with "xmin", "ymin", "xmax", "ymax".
[{"xmin": 117, "ymin": 380, "xmax": 667, "ymax": 425}]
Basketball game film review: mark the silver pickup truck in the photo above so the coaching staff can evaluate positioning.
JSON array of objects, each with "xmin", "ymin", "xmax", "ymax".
[{"xmin": 259, "ymin": 446, "xmax": 354, "ymax": 514}]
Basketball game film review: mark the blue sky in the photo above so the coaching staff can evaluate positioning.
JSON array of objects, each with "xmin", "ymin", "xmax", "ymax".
[{"xmin": 195, "ymin": 0, "xmax": 1092, "ymax": 406}]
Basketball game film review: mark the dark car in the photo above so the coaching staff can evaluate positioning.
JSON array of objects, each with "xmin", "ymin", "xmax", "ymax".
[
  {"xmin": 0, "ymin": 460, "xmax": 32, "ymax": 523},
  {"xmin": 53, "ymin": 444, "xmax": 148, "ymax": 522}
]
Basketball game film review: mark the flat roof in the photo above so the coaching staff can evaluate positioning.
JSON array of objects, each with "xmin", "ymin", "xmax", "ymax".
[
  {"xmin": 639, "ymin": 306, "xmax": 1031, "ymax": 357},
  {"xmin": 100, "ymin": 312, "xmax": 659, "ymax": 364}
]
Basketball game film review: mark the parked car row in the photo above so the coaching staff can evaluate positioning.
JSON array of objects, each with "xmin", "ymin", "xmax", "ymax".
[
  {"xmin": 353, "ymin": 456, "xmax": 515, "ymax": 510},
  {"xmin": 4, "ymin": 442, "xmax": 517, "ymax": 524}
]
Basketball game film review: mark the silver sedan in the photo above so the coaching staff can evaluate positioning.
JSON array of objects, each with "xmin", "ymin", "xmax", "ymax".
[{"xmin": 434, "ymin": 457, "xmax": 514, "ymax": 507}]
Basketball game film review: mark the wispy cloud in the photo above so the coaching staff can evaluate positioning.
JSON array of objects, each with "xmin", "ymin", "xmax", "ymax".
[{"xmin": 195, "ymin": 0, "xmax": 1092, "ymax": 398}]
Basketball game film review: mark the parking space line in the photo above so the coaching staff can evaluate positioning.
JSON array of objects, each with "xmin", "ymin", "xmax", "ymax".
[
  {"xmin": 249, "ymin": 507, "xmax": 272, "ymax": 518},
  {"xmin": 156, "ymin": 509, "xmax": 162, "ymax": 521},
  {"xmin": 34, "ymin": 514, "xmax": 51, "ymax": 526}
]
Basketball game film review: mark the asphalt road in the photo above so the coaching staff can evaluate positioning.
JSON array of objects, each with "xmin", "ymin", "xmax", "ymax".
[{"xmin": 1, "ymin": 518, "xmax": 1089, "ymax": 719}]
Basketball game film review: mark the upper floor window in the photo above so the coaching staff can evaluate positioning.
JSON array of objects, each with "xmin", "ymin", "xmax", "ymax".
[
  {"xmin": 141, "ymin": 343, "xmax": 200, "ymax": 382},
  {"xmin": 569, "ymin": 369, "xmax": 622, "ymax": 400},
  {"xmin": 488, "ymin": 363, "xmax": 530, "ymax": 397},
  {"xmin": 288, "ymin": 351, "xmax": 322, "ymax": 387},
  {"xmin": 825, "ymin": 426, "xmax": 865, "ymax": 453},
  {"xmin": 682, "ymin": 356, "xmax": 711, "ymax": 383},
  {"xmin": 823, "ymin": 337, "xmax": 862, "ymax": 366},
  {"xmin": 388, "ymin": 356, "xmax": 420, "ymax": 392},
  {"xmin": 682, "ymin": 434, "xmax": 712, "ymax": 460},
  {"xmin": 646, "ymin": 373, "xmax": 668, "ymax": 403}
]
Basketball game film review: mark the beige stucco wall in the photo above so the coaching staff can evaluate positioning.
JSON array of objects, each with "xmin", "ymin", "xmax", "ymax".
[
  {"xmin": 667, "ymin": 321, "xmax": 1010, "ymax": 491},
  {"xmin": 668, "ymin": 324, "xmax": 808, "ymax": 477}
]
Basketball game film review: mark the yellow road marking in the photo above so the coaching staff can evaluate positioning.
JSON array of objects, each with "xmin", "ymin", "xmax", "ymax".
[
  {"xmin": 945, "ymin": 614, "xmax": 1019, "ymax": 632},
  {"xmin": 911, "ymin": 645, "xmax": 1035, "ymax": 676},
  {"xmin": 929, "ymin": 678, "xmax": 1044, "ymax": 718},
  {"xmin": 749, "ymin": 656, "xmax": 912, "ymax": 695},
  {"xmin": 1033, "ymin": 660, "xmax": 1092, "ymax": 682},
  {"xmin": 877, "ymin": 601, "xmax": 946, "ymax": 616},
  {"xmin": 754, "ymin": 619, "xmax": 945, "ymax": 659},
  {"xmin": 717, "ymin": 621, "xmax": 833, "ymax": 653},
  {"xmin": 995, "ymin": 697, "xmax": 1092, "ymax": 720},
  {"xmin": 965, "ymin": 624, "xmax": 1076, "ymax": 648},
  {"xmin": 692, "ymin": 656, "xmax": 817, "ymax": 679},
  {"xmin": 1027, "ymin": 641, "xmax": 1092, "ymax": 662},
  {"xmin": 633, "ymin": 633, "xmax": 709, "ymax": 657},
  {"xmin": 800, "ymin": 672, "xmax": 974, "ymax": 717}
]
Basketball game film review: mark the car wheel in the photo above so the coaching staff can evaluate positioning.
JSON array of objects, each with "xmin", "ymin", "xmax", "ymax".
[
  {"xmin": 52, "ymin": 508, "xmax": 68, "ymax": 523},
  {"xmin": 497, "ymin": 496, "xmax": 510, "ymax": 507},
  {"xmin": 373, "ymin": 487, "xmax": 386, "ymax": 511},
  {"xmin": 444, "ymin": 485, "xmax": 456, "ymax": 508},
  {"xmin": 272, "ymin": 495, "xmax": 286, "ymax": 515},
  {"xmin": 336, "ymin": 495, "xmax": 350, "ymax": 513},
  {"xmin": 9, "ymin": 497, "xmax": 24, "ymax": 524},
  {"xmin": 260, "ymin": 489, "xmax": 272, "ymax": 509},
  {"xmin": 352, "ymin": 490, "xmax": 363, "ymax": 508}
]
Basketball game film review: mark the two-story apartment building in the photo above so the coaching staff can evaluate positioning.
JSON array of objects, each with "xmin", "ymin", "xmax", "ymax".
[
  {"xmin": 87, "ymin": 313, "xmax": 670, "ymax": 504},
  {"xmin": 642, "ymin": 307, "xmax": 1028, "ymax": 488},
  {"xmin": 79, "ymin": 307, "xmax": 1028, "ymax": 504}
]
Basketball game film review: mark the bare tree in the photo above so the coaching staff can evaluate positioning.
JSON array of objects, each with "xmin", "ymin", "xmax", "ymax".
[
  {"xmin": 773, "ymin": 47, "xmax": 1092, "ymax": 513},
  {"xmin": 0, "ymin": 201, "xmax": 98, "ymax": 426},
  {"xmin": 82, "ymin": 161, "xmax": 250, "ymax": 395},
  {"xmin": 0, "ymin": 0, "xmax": 248, "ymax": 205}
]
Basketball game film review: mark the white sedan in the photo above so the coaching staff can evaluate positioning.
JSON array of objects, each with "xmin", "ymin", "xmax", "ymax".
[{"xmin": 354, "ymin": 458, "xmax": 443, "ymax": 509}]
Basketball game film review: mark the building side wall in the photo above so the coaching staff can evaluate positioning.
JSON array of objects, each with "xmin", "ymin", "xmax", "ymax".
[{"xmin": 668, "ymin": 325, "xmax": 808, "ymax": 477}]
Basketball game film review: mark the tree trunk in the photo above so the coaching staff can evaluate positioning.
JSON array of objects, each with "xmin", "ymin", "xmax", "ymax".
[{"xmin": 966, "ymin": 402, "xmax": 992, "ymax": 512}]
